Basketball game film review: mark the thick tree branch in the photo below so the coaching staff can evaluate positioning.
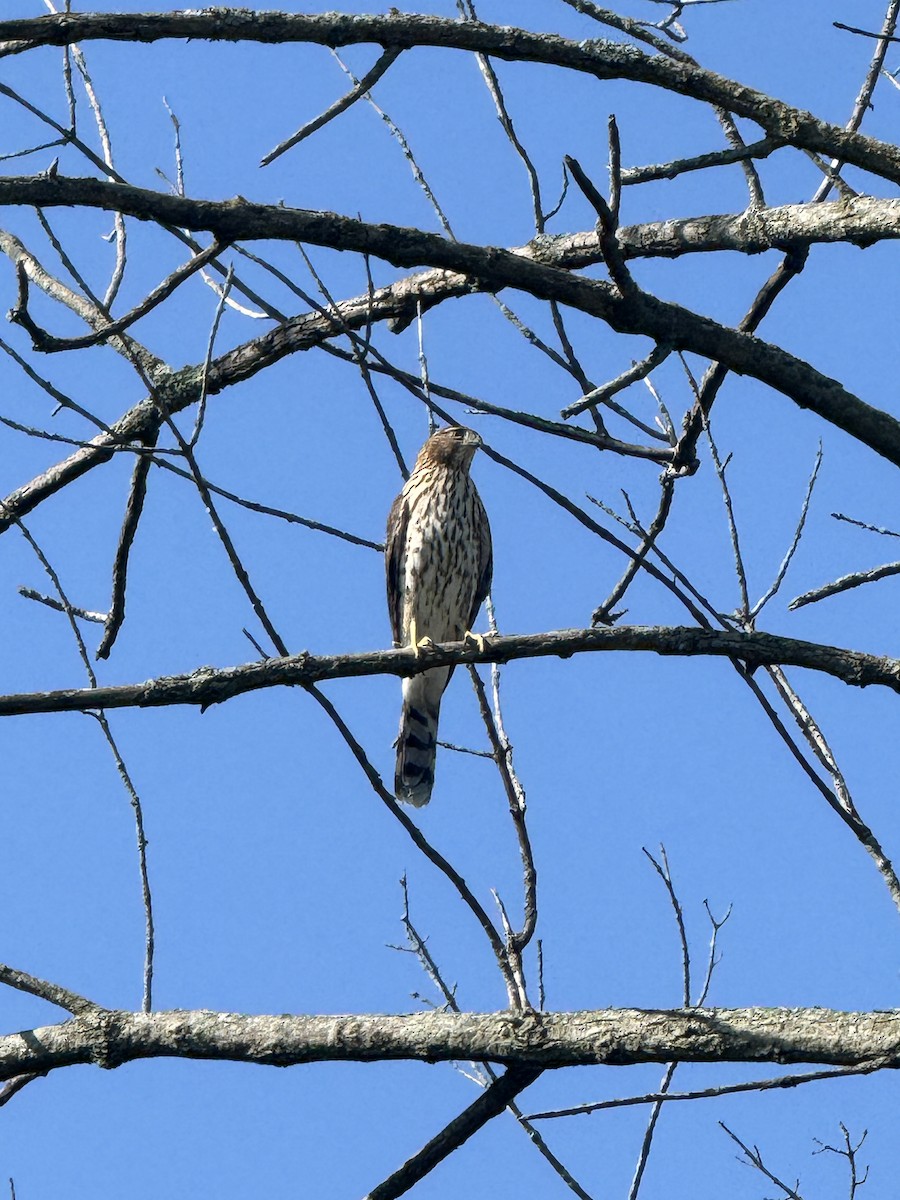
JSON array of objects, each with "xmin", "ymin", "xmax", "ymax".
[
  {"xmin": 3, "ymin": 14, "xmax": 900, "ymax": 185},
  {"xmin": 0, "ymin": 625, "xmax": 897, "ymax": 718},
  {"xmin": 4, "ymin": 193, "xmax": 900, "ymax": 535},
  {"xmin": 617, "ymin": 196, "xmax": 900, "ymax": 259},
  {"xmin": 2, "ymin": 1007, "xmax": 900, "ymax": 1084},
  {"xmin": 4, "ymin": 176, "xmax": 900, "ymax": 473},
  {"xmin": 6, "ymin": 176, "xmax": 900, "ymax": 265}
]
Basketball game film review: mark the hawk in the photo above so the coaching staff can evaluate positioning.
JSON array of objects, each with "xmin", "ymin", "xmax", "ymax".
[{"xmin": 385, "ymin": 425, "xmax": 493, "ymax": 805}]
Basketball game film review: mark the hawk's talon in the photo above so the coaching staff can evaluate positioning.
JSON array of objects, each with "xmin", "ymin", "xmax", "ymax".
[
  {"xmin": 464, "ymin": 630, "xmax": 489, "ymax": 654},
  {"xmin": 413, "ymin": 635, "xmax": 436, "ymax": 659}
]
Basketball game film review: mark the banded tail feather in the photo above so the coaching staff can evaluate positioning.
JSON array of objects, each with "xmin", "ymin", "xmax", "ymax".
[{"xmin": 394, "ymin": 668, "xmax": 449, "ymax": 806}]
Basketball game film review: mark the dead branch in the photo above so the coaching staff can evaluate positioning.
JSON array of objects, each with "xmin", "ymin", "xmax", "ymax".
[
  {"xmin": 4, "ymin": 176, "xmax": 899, "ymax": 472},
  {"xmin": 2, "ymin": 1007, "xmax": 900, "ymax": 1083},
  {"xmin": 0, "ymin": 625, "xmax": 897, "ymax": 718},
  {"xmin": 3, "ymin": 13, "xmax": 900, "ymax": 186}
]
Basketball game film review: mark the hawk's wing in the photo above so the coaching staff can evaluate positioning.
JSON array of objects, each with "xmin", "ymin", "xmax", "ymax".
[
  {"xmin": 468, "ymin": 491, "xmax": 493, "ymax": 631},
  {"xmin": 385, "ymin": 489, "xmax": 410, "ymax": 647}
]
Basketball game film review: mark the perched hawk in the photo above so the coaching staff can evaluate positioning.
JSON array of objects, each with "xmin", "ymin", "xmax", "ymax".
[{"xmin": 385, "ymin": 425, "xmax": 493, "ymax": 805}]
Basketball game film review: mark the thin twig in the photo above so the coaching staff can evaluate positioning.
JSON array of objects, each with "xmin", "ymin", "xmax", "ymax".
[
  {"xmin": 88, "ymin": 710, "xmax": 156, "ymax": 1010},
  {"xmin": 14, "ymin": 240, "xmax": 224, "ymax": 353},
  {"xmin": 593, "ymin": 475, "xmax": 674, "ymax": 626},
  {"xmin": 293, "ymin": 243, "xmax": 410, "ymax": 475},
  {"xmin": 813, "ymin": 1124, "xmax": 869, "ymax": 1198},
  {"xmin": 628, "ymin": 1062, "xmax": 677, "ymax": 1200},
  {"xmin": 628, "ymin": 847, "xmax": 691, "ymax": 1200},
  {"xmin": 478, "ymin": 443, "xmax": 711, "ymax": 625},
  {"xmin": 0, "ymin": 335, "xmax": 114, "ymax": 432},
  {"xmin": 672, "ymin": 249, "xmax": 809, "ymax": 475},
  {"xmin": 834, "ymin": 20, "xmax": 900, "ymax": 41},
  {"xmin": 332, "ymin": 48, "xmax": 454, "ymax": 238},
  {"xmin": 736, "ymin": 663, "xmax": 900, "ymax": 914},
  {"xmin": 319, "ymin": 331, "xmax": 671, "ymax": 460},
  {"xmin": 717, "ymin": 108, "xmax": 765, "ymax": 207},
  {"xmin": 525, "ymin": 1060, "xmax": 889, "ymax": 1120},
  {"xmin": 695, "ymin": 900, "xmax": 732, "ymax": 1007},
  {"xmin": 123, "ymin": 353, "xmax": 291, "ymax": 659},
  {"xmin": 4, "ymin": 508, "xmax": 157, "ymax": 1009},
  {"xmin": 96, "ymin": 436, "xmax": 157, "ymax": 660},
  {"xmin": 767, "ymin": 666, "xmax": 856, "ymax": 816},
  {"xmin": 261, "ymin": 47, "xmax": 403, "ymax": 166},
  {"xmin": 832, "ymin": 511, "xmax": 900, "ymax": 538},
  {"xmin": 458, "ymin": 0, "xmax": 544, "ymax": 230},
  {"xmin": 56, "ymin": 20, "xmax": 127, "ymax": 309},
  {"xmin": 751, "ymin": 443, "xmax": 822, "ymax": 618},
  {"xmin": 562, "ymin": 345, "xmax": 671, "ymax": 421},
  {"xmin": 719, "ymin": 1123, "xmax": 804, "ymax": 1199},
  {"xmin": 397, "ymin": 875, "xmax": 459, "ymax": 1010},
  {"xmin": 307, "ymin": 685, "xmax": 520, "ymax": 1007},
  {"xmin": 468, "ymin": 660, "xmax": 536, "ymax": 1005},
  {"xmin": 155, "ymin": 452, "xmax": 384, "ymax": 551},
  {"xmin": 644, "ymin": 846, "xmax": 690, "ymax": 1005},
  {"xmin": 697, "ymin": 394, "xmax": 750, "ymax": 621},
  {"xmin": 191, "ymin": 262, "xmax": 233, "ymax": 448},
  {"xmin": 790, "ymin": 560, "xmax": 900, "ymax": 611},
  {"xmin": 18, "ymin": 586, "xmax": 106, "ymax": 623},
  {"xmin": 607, "ymin": 113, "xmax": 621, "ymax": 222},
  {"xmin": 396, "ymin": 879, "xmax": 596, "ymax": 1199},
  {"xmin": 621, "ymin": 136, "xmax": 783, "ymax": 186},
  {"xmin": 363, "ymin": 253, "xmax": 408, "ymax": 477}
]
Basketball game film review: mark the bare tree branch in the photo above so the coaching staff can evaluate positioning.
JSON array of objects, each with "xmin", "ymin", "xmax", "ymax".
[
  {"xmin": 0, "ymin": 625, "xmax": 897, "ymax": 718},
  {"xmin": 3, "ymin": 1007, "xmax": 900, "ymax": 1084},
  {"xmin": 5, "ymin": 192, "xmax": 900, "ymax": 538},
  {"xmin": 4, "ymin": 14, "xmax": 900, "ymax": 185},
  {"xmin": 0, "ymin": 963, "xmax": 99, "ymax": 1016},
  {"xmin": 5, "ymin": 177, "xmax": 899, "ymax": 472}
]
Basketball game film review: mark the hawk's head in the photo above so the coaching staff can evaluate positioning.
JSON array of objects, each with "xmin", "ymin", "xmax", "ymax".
[{"xmin": 418, "ymin": 425, "xmax": 482, "ymax": 470}]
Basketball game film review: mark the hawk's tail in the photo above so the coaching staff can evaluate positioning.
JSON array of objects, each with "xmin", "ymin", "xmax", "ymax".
[{"xmin": 395, "ymin": 668, "xmax": 449, "ymax": 806}]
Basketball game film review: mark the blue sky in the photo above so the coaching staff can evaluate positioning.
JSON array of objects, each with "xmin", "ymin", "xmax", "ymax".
[{"xmin": 2, "ymin": 1, "xmax": 900, "ymax": 1196}]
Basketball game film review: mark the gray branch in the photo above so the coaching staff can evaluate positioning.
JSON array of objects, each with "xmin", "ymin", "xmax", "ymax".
[
  {"xmin": 5, "ymin": 192, "xmax": 900, "ymax": 535},
  {"xmin": 2, "ymin": 1007, "xmax": 900, "ymax": 1084},
  {"xmin": 3, "ymin": 13, "xmax": 900, "ymax": 185},
  {"xmin": 4, "ymin": 177, "xmax": 900, "ymax": 476},
  {"xmin": 617, "ymin": 195, "xmax": 900, "ymax": 259},
  {"xmin": 790, "ymin": 561, "xmax": 900, "ymax": 610},
  {"xmin": 0, "ymin": 625, "xmax": 897, "ymax": 718}
]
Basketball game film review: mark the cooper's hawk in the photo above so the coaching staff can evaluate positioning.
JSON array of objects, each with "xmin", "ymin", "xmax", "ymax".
[{"xmin": 385, "ymin": 425, "xmax": 493, "ymax": 806}]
